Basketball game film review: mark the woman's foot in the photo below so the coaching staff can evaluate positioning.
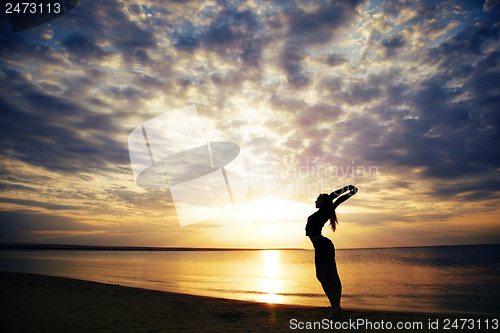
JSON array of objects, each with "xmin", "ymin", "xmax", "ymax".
[{"xmin": 328, "ymin": 305, "xmax": 341, "ymax": 318}]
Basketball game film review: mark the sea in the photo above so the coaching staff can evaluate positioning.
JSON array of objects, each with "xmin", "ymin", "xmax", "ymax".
[{"xmin": 0, "ymin": 244, "xmax": 498, "ymax": 315}]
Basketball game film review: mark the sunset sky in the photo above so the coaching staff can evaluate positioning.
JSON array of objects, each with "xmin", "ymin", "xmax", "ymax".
[{"xmin": 1, "ymin": 0, "xmax": 499, "ymax": 249}]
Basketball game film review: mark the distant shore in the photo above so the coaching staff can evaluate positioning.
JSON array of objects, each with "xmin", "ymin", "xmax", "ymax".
[
  {"xmin": 1, "ymin": 272, "xmax": 497, "ymax": 333},
  {"xmin": 1, "ymin": 242, "xmax": 497, "ymax": 251},
  {"xmin": 0, "ymin": 243, "xmax": 305, "ymax": 251}
]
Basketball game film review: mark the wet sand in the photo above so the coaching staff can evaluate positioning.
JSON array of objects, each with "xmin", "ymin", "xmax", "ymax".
[{"xmin": 0, "ymin": 272, "xmax": 495, "ymax": 332}]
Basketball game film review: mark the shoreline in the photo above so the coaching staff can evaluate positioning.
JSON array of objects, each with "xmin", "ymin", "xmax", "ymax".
[{"xmin": 1, "ymin": 272, "xmax": 497, "ymax": 332}]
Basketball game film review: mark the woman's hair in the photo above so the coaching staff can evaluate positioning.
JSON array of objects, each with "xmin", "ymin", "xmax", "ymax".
[{"xmin": 318, "ymin": 193, "xmax": 339, "ymax": 232}]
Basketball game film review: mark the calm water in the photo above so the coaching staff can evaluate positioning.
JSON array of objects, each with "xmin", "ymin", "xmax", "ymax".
[{"xmin": 0, "ymin": 245, "xmax": 499, "ymax": 315}]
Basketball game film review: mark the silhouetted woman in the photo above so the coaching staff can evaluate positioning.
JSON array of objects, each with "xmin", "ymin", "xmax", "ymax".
[{"xmin": 305, "ymin": 185, "xmax": 357, "ymax": 318}]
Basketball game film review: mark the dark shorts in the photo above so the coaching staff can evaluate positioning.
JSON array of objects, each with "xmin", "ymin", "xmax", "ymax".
[{"xmin": 313, "ymin": 236, "xmax": 335, "ymax": 263}]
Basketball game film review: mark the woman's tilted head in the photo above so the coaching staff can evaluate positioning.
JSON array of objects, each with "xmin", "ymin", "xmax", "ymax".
[
  {"xmin": 315, "ymin": 193, "xmax": 330, "ymax": 209},
  {"xmin": 315, "ymin": 193, "xmax": 338, "ymax": 231}
]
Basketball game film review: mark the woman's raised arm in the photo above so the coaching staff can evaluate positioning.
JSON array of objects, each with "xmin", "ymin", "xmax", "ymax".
[
  {"xmin": 331, "ymin": 185, "xmax": 357, "ymax": 210},
  {"xmin": 330, "ymin": 185, "xmax": 357, "ymax": 199}
]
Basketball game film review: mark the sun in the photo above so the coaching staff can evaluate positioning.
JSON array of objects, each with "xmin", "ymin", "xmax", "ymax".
[
  {"xmin": 233, "ymin": 196, "xmax": 306, "ymax": 223},
  {"xmin": 214, "ymin": 195, "xmax": 313, "ymax": 248}
]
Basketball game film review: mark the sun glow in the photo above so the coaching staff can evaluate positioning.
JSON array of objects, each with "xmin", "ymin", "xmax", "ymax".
[
  {"xmin": 263, "ymin": 250, "xmax": 279, "ymax": 278},
  {"xmin": 233, "ymin": 196, "xmax": 309, "ymax": 223},
  {"xmin": 257, "ymin": 250, "xmax": 283, "ymax": 304}
]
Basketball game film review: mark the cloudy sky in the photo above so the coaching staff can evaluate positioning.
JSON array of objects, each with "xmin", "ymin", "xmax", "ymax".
[{"xmin": 1, "ymin": 0, "xmax": 499, "ymax": 249}]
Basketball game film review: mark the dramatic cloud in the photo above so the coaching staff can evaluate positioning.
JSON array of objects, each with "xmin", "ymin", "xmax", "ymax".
[{"xmin": 1, "ymin": 0, "xmax": 499, "ymax": 248}]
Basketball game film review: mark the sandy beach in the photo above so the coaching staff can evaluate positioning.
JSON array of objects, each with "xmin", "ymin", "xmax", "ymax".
[{"xmin": 0, "ymin": 272, "xmax": 496, "ymax": 333}]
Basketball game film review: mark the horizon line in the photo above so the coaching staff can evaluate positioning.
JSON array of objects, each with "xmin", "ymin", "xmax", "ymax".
[{"xmin": 0, "ymin": 242, "xmax": 498, "ymax": 252}]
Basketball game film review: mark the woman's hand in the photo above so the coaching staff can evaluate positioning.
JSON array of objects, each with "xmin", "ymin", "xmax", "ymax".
[
  {"xmin": 332, "ymin": 185, "xmax": 358, "ymax": 209},
  {"xmin": 348, "ymin": 185, "xmax": 358, "ymax": 195},
  {"xmin": 331, "ymin": 185, "xmax": 358, "ymax": 198}
]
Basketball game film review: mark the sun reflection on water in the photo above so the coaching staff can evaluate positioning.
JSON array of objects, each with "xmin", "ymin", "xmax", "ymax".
[{"xmin": 258, "ymin": 250, "xmax": 284, "ymax": 304}]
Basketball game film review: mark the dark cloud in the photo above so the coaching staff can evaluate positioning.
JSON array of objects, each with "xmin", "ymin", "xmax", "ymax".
[
  {"xmin": 411, "ymin": 77, "xmax": 469, "ymax": 128},
  {"xmin": 338, "ymin": 79, "xmax": 383, "ymax": 105},
  {"xmin": 381, "ymin": 34, "xmax": 405, "ymax": 58},
  {"xmin": 204, "ymin": 9, "xmax": 258, "ymax": 46},
  {"xmin": 361, "ymin": 30, "xmax": 408, "ymax": 62},
  {"xmin": 62, "ymin": 33, "xmax": 111, "ymax": 60},
  {"xmin": 0, "ymin": 210, "xmax": 100, "ymax": 243},
  {"xmin": 311, "ymin": 13, "xmax": 500, "ymax": 201},
  {"xmin": 484, "ymin": 0, "xmax": 500, "ymax": 11},
  {"xmin": 363, "ymin": 86, "xmax": 498, "ymax": 182},
  {"xmin": 139, "ymin": 74, "xmax": 167, "ymax": 90},
  {"xmin": 360, "ymin": 71, "xmax": 499, "ymax": 187},
  {"xmin": 425, "ymin": 21, "xmax": 500, "ymax": 67},
  {"xmin": 384, "ymin": 83, "xmax": 411, "ymax": 106},
  {"xmin": 326, "ymin": 53, "xmax": 349, "ymax": 67},
  {"xmin": 409, "ymin": 25, "xmax": 500, "ymax": 181},
  {"xmin": 269, "ymin": 93, "xmax": 308, "ymax": 113},
  {"xmin": 104, "ymin": 187, "xmax": 175, "ymax": 212},
  {"xmin": 173, "ymin": 8, "xmax": 266, "ymax": 67},
  {"xmin": 51, "ymin": 0, "xmax": 158, "ymax": 63},
  {"xmin": 128, "ymin": 4, "xmax": 143, "ymax": 15},
  {"xmin": 0, "ymin": 198, "xmax": 80, "ymax": 211},
  {"xmin": 107, "ymin": 86, "xmax": 149, "ymax": 101},
  {"xmin": 380, "ymin": 0, "xmax": 407, "ymax": 18},
  {"xmin": 0, "ymin": 69, "xmax": 129, "ymax": 174},
  {"xmin": 297, "ymin": 103, "xmax": 343, "ymax": 128},
  {"xmin": 431, "ymin": 177, "xmax": 500, "ymax": 202},
  {"xmin": 113, "ymin": 23, "xmax": 157, "ymax": 51},
  {"xmin": 280, "ymin": 45, "xmax": 309, "ymax": 87},
  {"xmin": 173, "ymin": 33, "xmax": 200, "ymax": 52},
  {"xmin": 0, "ymin": 183, "xmax": 36, "ymax": 192},
  {"xmin": 302, "ymin": 141, "xmax": 325, "ymax": 159},
  {"xmin": 0, "ymin": 33, "xmax": 60, "ymax": 65},
  {"xmin": 278, "ymin": 0, "xmax": 363, "ymax": 87},
  {"xmin": 209, "ymin": 70, "xmax": 246, "ymax": 88},
  {"xmin": 286, "ymin": 0, "xmax": 364, "ymax": 45},
  {"xmin": 381, "ymin": 0, "xmax": 452, "ymax": 22}
]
